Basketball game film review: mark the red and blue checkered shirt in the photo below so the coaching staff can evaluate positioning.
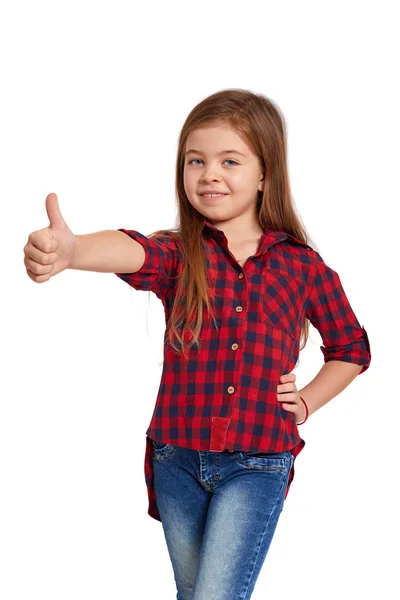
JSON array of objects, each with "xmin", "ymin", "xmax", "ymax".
[{"xmin": 115, "ymin": 220, "xmax": 371, "ymax": 522}]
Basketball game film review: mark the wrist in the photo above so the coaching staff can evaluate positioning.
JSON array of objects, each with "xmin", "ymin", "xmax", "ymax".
[{"xmin": 296, "ymin": 396, "xmax": 309, "ymax": 425}]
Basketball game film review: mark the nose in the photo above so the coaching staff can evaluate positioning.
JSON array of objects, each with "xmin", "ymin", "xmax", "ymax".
[{"xmin": 200, "ymin": 166, "xmax": 223, "ymax": 182}]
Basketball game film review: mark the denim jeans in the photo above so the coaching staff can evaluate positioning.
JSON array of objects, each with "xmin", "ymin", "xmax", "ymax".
[{"xmin": 152, "ymin": 440, "xmax": 295, "ymax": 600}]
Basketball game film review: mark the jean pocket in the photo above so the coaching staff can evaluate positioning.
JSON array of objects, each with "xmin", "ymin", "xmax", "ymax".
[
  {"xmin": 233, "ymin": 449, "xmax": 290, "ymax": 473},
  {"xmin": 151, "ymin": 439, "xmax": 176, "ymax": 460}
]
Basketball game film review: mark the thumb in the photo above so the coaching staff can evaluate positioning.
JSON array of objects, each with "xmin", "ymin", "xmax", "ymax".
[{"xmin": 46, "ymin": 192, "xmax": 66, "ymax": 230}]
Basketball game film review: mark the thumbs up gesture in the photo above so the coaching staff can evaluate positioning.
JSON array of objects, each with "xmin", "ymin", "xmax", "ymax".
[{"xmin": 24, "ymin": 193, "xmax": 77, "ymax": 283}]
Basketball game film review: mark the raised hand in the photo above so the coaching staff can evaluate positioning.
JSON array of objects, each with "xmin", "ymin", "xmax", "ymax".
[{"xmin": 23, "ymin": 193, "xmax": 76, "ymax": 283}]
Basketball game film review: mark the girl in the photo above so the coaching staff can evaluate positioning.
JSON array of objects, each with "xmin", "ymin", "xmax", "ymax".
[{"xmin": 24, "ymin": 88, "xmax": 371, "ymax": 600}]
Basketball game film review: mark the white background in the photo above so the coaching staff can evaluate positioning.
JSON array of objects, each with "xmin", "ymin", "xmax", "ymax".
[{"xmin": 1, "ymin": 1, "xmax": 398, "ymax": 598}]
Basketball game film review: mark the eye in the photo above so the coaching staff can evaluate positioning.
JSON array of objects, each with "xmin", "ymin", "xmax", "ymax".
[{"xmin": 187, "ymin": 158, "xmax": 238, "ymax": 166}]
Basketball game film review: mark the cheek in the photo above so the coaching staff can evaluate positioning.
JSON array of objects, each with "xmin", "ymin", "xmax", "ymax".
[
  {"xmin": 183, "ymin": 170, "xmax": 195, "ymax": 193},
  {"xmin": 227, "ymin": 174, "xmax": 248, "ymax": 191}
]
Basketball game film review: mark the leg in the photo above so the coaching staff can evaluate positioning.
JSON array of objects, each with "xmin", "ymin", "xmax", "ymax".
[
  {"xmin": 152, "ymin": 442, "xmax": 213, "ymax": 600},
  {"xmin": 191, "ymin": 450, "xmax": 294, "ymax": 600}
]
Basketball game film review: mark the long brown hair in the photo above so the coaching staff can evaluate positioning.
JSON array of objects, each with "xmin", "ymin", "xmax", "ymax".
[{"xmin": 148, "ymin": 88, "xmax": 317, "ymax": 361}]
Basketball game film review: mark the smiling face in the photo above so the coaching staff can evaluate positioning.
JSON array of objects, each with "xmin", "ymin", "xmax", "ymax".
[{"xmin": 183, "ymin": 121, "xmax": 265, "ymax": 231}]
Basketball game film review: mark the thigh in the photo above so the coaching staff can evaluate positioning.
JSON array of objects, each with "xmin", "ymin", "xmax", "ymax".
[
  {"xmin": 152, "ymin": 441, "xmax": 212, "ymax": 600},
  {"xmin": 191, "ymin": 450, "xmax": 294, "ymax": 600}
]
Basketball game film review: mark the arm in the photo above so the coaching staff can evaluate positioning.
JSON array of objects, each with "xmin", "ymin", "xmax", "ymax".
[
  {"xmin": 299, "ymin": 253, "xmax": 371, "ymax": 418},
  {"xmin": 70, "ymin": 230, "xmax": 145, "ymax": 273},
  {"xmin": 298, "ymin": 361, "xmax": 362, "ymax": 417}
]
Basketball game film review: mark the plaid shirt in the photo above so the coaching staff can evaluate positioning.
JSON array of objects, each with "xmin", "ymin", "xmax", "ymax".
[{"xmin": 115, "ymin": 220, "xmax": 371, "ymax": 522}]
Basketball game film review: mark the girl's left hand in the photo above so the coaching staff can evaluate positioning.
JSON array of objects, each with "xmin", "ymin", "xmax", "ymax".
[{"xmin": 276, "ymin": 372, "xmax": 306, "ymax": 424}]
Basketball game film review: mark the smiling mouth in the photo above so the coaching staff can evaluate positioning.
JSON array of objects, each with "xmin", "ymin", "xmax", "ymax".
[{"xmin": 200, "ymin": 193, "xmax": 228, "ymax": 200}]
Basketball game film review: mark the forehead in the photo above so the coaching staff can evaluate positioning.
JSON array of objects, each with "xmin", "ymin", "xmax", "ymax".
[{"xmin": 185, "ymin": 122, "xmax": 250, "ymax": 154}]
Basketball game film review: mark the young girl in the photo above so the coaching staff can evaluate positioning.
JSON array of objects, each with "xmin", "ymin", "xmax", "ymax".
[{"xmin": 24, "ymin": 88, "xmax": 371, "ymax": 600}]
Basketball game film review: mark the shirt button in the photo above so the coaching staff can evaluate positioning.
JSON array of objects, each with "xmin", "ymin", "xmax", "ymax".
[
  {"xmin": 227, "ymin": 386, "xmax": 235, "ymax": 394},
  {"xmin": 231, "ymin": 343, "xmax": 238, "ymax": 350},
  {"xmin": 235, "ymin": 306, "xmax": 243, "ymax": 313},
  {"xmin": 238, "ymin": 273, "xmax": 244, "ymax": 279}
]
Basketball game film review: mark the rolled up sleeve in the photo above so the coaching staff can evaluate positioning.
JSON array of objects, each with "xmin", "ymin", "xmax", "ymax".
[
  {"xmin": 306, "ymin": 253, "xmax": 371, "ymax": 374},
  {"xmin": 114, "ymin": 229, "xmax": 180, "ymax": 300}
]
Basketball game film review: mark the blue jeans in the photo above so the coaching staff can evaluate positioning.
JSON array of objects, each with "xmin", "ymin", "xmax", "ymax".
[{"xmin": 152, "ymin": 440, "xmax": 295, "ymax": 600}]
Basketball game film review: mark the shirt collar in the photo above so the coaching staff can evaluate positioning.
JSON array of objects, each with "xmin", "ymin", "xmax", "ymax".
[{"xmin": 201, "ymin": 219, "xmax": 312, "ymax": 251}]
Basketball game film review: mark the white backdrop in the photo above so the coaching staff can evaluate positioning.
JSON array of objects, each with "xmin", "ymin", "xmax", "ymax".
[{"xmin": 1, "ymin": 1, "xmax": 398, "ymax": 598}]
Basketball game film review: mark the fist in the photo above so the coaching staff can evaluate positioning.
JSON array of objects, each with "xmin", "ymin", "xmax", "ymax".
[{"xmin": 24, "ymin": 193, "xmax": 76, "ymax": 283}]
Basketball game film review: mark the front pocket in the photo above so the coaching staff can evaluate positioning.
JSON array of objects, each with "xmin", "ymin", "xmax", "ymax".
[
  {"xmin": 233, "ymin": 450, "xmax": 289, "ymax": 473},
  {"xmin": 151, "ymin": 439, "xmax": 176, "ymax": 461},
  {"xmin": 152, "ymin": 439, "xmax": 170, "ymax": 451},
  {"xmin": 260, "ymin": 269, "xmax": 306, "ymax": 339}
]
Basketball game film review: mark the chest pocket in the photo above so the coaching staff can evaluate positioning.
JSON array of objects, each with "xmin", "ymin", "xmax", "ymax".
[{"xmin": 259, "ymin": 268, "xmax": 306, "ymax": 340}]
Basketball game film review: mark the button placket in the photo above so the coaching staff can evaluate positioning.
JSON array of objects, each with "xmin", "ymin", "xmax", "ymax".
[{"xmin": 226, "ymin": 271, "xmax": 247, "ymax": 401}]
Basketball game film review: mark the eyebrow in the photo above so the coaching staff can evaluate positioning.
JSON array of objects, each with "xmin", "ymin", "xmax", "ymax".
[{"xmin": 185, "ymin": 149, "xmax": 247, "ymax": 157}]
